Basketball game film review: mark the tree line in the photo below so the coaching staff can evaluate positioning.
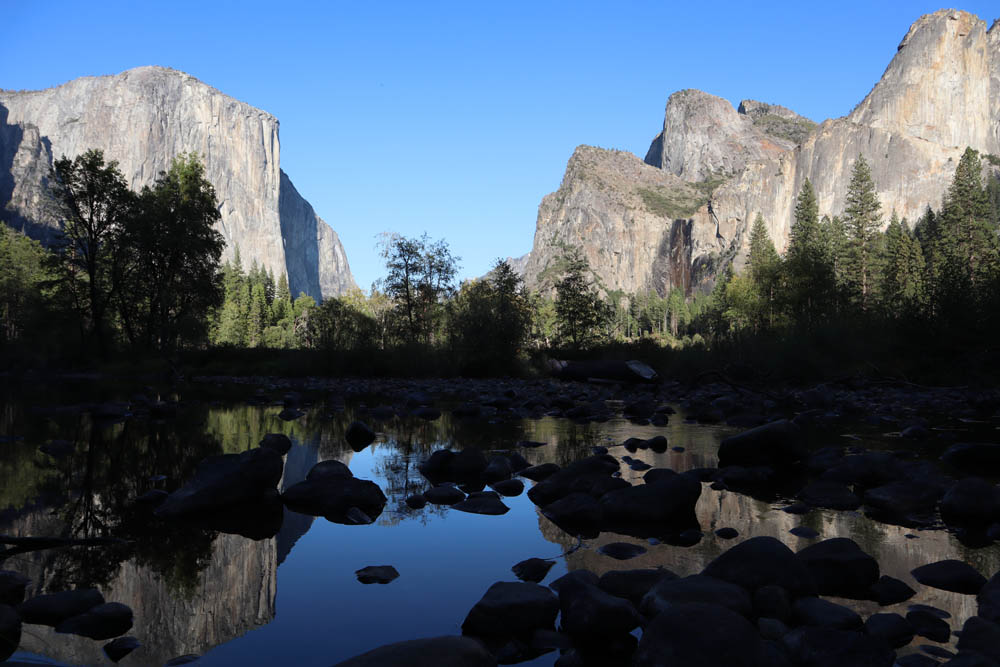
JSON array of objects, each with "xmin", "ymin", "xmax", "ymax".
[{"xmin": 4, "ymin": 145, "xmax": 999, "ymax": 378}]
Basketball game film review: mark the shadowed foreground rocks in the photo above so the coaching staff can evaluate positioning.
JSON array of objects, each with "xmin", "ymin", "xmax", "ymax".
[{"xmin": 331, "ymin": 636, "xmax": 496, "ymax": 666}]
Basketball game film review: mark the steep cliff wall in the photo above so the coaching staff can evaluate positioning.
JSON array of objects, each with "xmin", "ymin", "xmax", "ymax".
[
  {"xmin": 0, "ymin": 66, "xmax": 355, "ymax": 299},
  {"xmin": 525, "ymin": 10, "xmax": 999, "ymax": 295}
]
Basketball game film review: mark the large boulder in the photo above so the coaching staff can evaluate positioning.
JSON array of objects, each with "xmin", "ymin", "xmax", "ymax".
[
  {"xmin": 55, "ymin": 602, "xmax": 133, "ymax": 640},
  {"xmin": 597, "ymin": 568, "xmax": 677, "ymax": 607},
  {"xmin": 641, "ymin": 575, "xmax": 753, "ymax": 618},
  {"xmin": 345, "ymin": 421, "xmax": 377, "ymax": 450},
  {"xmin": 792, "ymin": 597, "xmax": 863, "ymax": 630},
  {"xmin": 155, "ymin": 448, "xmax": 283, "ymax": 519},
  {"xmin": 332, "ymin": 636, "xmax": 496, "ymax": 667},
  {"xmin": 281, "ymin": 475, "xmax": 386, "ymax": 523},
  {"xmin": 795, "ymin": 538, "xmax": 879, "ymax": 598},
  {"xmin": 461, "ymin": 582, "xmax": 559, "ymax": 640},
  {"xmin": 527, "ymin": 455, "xmax": 619, "ymax": 507},
  {"xmin": 956, "ymin": 616, "xmax": 1000, "ymax": 664},
  {"xmin": 780, "ymin": 627, "xmax": 895, "ymax": 667},
  {"xmin": 717, "ymin": 420, "xmax": 805, "ymax": 468},
  {"xmin": 18, "ymin": 588, "xmax": 104, "ymax": 626},
  {"xmin": 558, "ymin": 580, "xmax": 641, "ymax": 639},
  {"xmin": 940, "ymin": 478, "xmax": 1000, "ymax": 527},
  {"xmin": 0, "ymin": 604, "xmax": 20, "ymax": 662},
  {"xmin": 598, "ymin": 473, "xmax": 701, "ymax": 536},
  {"xmin": 0, "ymin": 571, "xmax": 30, "ymax": 606},
  {"xmin": 634, "ymin": 602, "xmax": 767, "ymax": 667},
  {"xmin": 911, "ymin": 560, "xmax": 987, "ymax": 594},
  {"xmin": 941, "ymin": 443, "xmax": 1000, "ymax": 474},
  {"xmin": 702, "ymin": 536, "xmax": 816, "ymax": 596},
  {"xmin": 863, "ymin": 481, "xmax": 944, "ymax": 525}
]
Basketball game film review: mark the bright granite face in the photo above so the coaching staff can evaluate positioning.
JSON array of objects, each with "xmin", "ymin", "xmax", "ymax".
[
  {"xmin": 524, "ymin": 10, "xmax": 1000, "ymax": 297},
  {"xmin": 0, "ymin": 65, "xmax": 355, "ymax": 300}
]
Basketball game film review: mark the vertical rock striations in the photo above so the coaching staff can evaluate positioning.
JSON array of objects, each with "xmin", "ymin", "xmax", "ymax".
[
  {"xmin": 0, "ymin": 66, "xmax": 355, "ymax": 300},
  {"xmin": 525, "ymin": 10, "xmax": 999, "ymax": 295}
]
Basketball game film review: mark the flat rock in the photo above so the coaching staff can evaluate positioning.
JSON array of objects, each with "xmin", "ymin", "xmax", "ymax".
[
  {"xmin": 911, "ymin": 560, "xmax": 987, "ymax": 594},
  {"xmin": 355, "ymin": 566, "xmax": 399, "ymax": 584},
  {"xmin": 103, "ymin": 636, "xmax": 141, "ymax": 663},
  {"xmin": 55, "ymin": 602, "xmax": 133, "ymax": 640},
  {"xmin": 453, "ymin": 492, "xmax": 510, "ymax": 516},
  {"xmin": 461, "ymin": 581, "xmax": 559, "ymax": 639},
  {"xmin": 512, "ymin": 558, "xmax": 555, "ymax": 583},
  {"xmin": 598, "ymin": 542, "xmax": 647, "ymax": 560},
  {"xmin": 18, "ymin": 588, "xmax": 105, "ymax": 626}
]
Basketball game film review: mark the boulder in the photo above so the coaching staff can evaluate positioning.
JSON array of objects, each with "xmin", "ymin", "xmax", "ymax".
[
  {"xmin": 869, "ymin": 575, "xmax": 915, "ymax": 606},
  {"xmin": 780, "ymin": 627, "xmax": 895, "ymax": 667},
  {"xmin": 540, "ymin": 493, "xmax": 602, "ymax": 536},
  {"xmin": 511, "ymin": 558, "xmax": 554, "ymax": 583},
  {"xmin": 864, "ymin": 613, "xmax": 913, "ymax": 649},
  {"xmin": 863, "ymin": 481, "xmax": 943, "ymax": 525},
  {"xmin": 597, "ymin": 542, "xmax": 647, "ymax": 560},
  {"xmin": 103, "ymin": 636, "xmax": 140, "ymax": 663},
  {"xmin": 0, "ymin": 571, "xmax": 29, "ymax": 606},
  {"xmin": 703, "ymin": 536, "xmax": 816, "ymax": 596},
  {"xmin": 906, "ymin": 609, "xmax": 951, "ymax": 642},
  {"xmin": 453, "ymin": 492, "xmax": 510, "ymax": 516},
  {"xmin": 911, "ymin": 560, "xmax": 987, "ymax": 594},
  {"xmin": 797, "ymin": 481, "xmax": 861, "ymax": 511},
  {"xmin": 634, "ymin": 602, "xmax": 766, "ymax": 667},
  {"xmin": 355, "ymin": 566, "xmax": 399, "ymax": 584},
  {"xmin": 558, "ymin": 581, "xmax": 641, "ymax": 639},
  {"xmin": 641, "ymin": 575, "xmax": 753, "ymax": 618},
  {"xmin": 281, "ymin": 475, "xmax": 387, "ymax": 523},
  {"xmin": 597, "ymin": 569, "xmax": 677, "ymax": 607},
  {"xmin": 941, "ymin": 443, "xmax": 1000, "ymax": 474},
  {"xmin": 259, "ymin": 433, "xmax": 292, "ymax": 455},
  {"xmin": 0, "ymin": 604, "xmax": 20, "ymax": 662},
  {"xmin": 717, "ymin": 420, "xmax": 805, "ymax": 468},
  {"xmin": 792, "ymin": 597, "xmax": 863, "ymax": 630},
  {"xmin": 940, "ymin": 478, "xmax": 1000, "ymax": 527},
  {"xmin": 527, "ymin": 455, "xmax": 619, "ymax": 507},
  {"xmin": 491, "ymin": 478, "xmax": 524, "ymax": 497},
  {"xmin": 156, "ymin": 448, "xmax": 283, "ymax": 519},
  {"xmin": 461, "ymin": 582, "xmax": 559, "ymax": 639},
  {"xmin": 423, "ymin": 485, "xmax": 466, "ymax": 505},
  {"xmin": 956, "ymin": 616, "xmax": 1000, "ymax": 663},
  {"xmin": 345, "ymin": 421, "xmax": 377, "ymax": 449},
  {"xmin": 18, "ymin": 588, "xmax": 104, "ymax": 626},
  {"xmin": 332, "ymin": 635, "xmax": 496, "ymax": 667},
  {"xmin": 55, "ymin": 602, "xmax": 133, "ymax": 640},
  {"xmin": 307, "ymin": 460, "xmax": 353, "ymax": 481},
  {"xmin": 520, "ymin": 463, "xmax": 560, "ymax": 481},
  {"xmin": 598, "ymin": 473, "xmax": 701, "ymax": 535},
  {"xmin": 795, "ymin": 538, "xmax": 879, "ymax": 598}
]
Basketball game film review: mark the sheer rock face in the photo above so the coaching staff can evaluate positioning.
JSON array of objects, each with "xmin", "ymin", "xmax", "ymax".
[
  {"xmin": 526, "ymin": 10, "xmax": 999, "ymax": 295},
  {"xmin": 521, "ymin": 146, "xmax": 724, "ymax": 295},
  {"xmin": 0, "ymin": 66, "xmax": 355, "ymax": 299},
  {"xmin": 643, "ymin": 89, "xmax": 800, "ymax": 181}
]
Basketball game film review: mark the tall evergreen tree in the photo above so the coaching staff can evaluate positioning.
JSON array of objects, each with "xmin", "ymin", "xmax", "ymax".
[
  {"xmin": 843, "ymin": 155, "xmax": 883, "ymax": 309},
  {"xmin": 786, "ymin": 179, "xmax": 835, "ymax": 326},
  {"xmin": 938, "ymin": 147, "xmax": 997, "ymax": 297},
  {"xmin": 554, "ymin": 248, "xmax": 608, "ymax": 349},
  {"xmin": 746, "ymin": 213, "xmax": 781, "ymax": 328},
  {"xmin": 880, "ymin": 212, "xmax": 925, "ymax": 317}
]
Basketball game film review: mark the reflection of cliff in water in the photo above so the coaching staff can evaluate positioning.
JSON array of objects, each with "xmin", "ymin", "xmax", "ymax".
[
  {"xmin": 539, "ymin": 479, "xmax": 1000, "ymax": 648},
  {"xmin": 9, "ymin": 508, "xmax": 276, "ymax": 666}
]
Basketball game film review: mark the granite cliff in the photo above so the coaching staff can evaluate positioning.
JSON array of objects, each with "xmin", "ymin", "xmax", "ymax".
[
  {"xmin": 0, "ymin": 66, "xmax": 354, "ymax": 300},
  {"xmin": 524, "ymin": 9, "xmax": 1000, "ymax": 295}
]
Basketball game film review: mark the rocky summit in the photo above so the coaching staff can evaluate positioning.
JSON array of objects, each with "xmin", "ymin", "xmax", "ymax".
[
  {"xmin": 523, "ymin": 9, "xmax": 1000, "ymax": 295},
  {"xmin": 0, "ymin": 66, "xmax": 354, "ymax": 300}
]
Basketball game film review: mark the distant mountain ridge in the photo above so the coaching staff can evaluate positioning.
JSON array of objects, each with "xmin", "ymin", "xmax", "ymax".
[
  {"xmin": 523, "ymin": 9, "xmax": 1000, "ymax": 296},
  {"xmin": 0, "ymin": 66, "xmax": 355, "ymax": 300}
]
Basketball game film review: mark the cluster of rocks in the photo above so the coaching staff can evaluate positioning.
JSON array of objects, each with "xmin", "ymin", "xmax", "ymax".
[
  {"xmin": 334, "ymin": 535, "xmax": 1000, "ymax": 666},
  {"xmin": 0, "ymin": 573, "xmax": 137, "ymax": 663}
]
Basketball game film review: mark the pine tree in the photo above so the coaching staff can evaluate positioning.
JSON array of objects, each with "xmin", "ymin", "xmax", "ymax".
[
  {"xmin": 247, "ymin": 283, "xmax": 267, "ymax": 347},
  {"xmin": 880, "ymin": 212, "xmax": 925, "ymax": 317},
  {"xmin": 554, "ymin": 248, "xmax": 608, "ymax": 349},
  {"xmin": 843, "ymin": 155, "xmax": 883, "ymax": 309},
  {"xmin": 746, "ymin": 213, "xmax": 781, "ymax": 329},
  {"xmin": 786, "ymin": 179, "xmax": 835, "ymax": 326},
  {"xmin": 938, "ymin": 148, "xmax": 997, "ymax": 298}
]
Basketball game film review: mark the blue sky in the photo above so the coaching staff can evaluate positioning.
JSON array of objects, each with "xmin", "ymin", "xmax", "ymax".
[{"xmin": 3, "ymin": 1, "xmax": 998, "ymax": 291}]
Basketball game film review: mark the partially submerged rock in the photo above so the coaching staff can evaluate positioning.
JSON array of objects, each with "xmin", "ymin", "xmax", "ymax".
[{"xmin": 156, "ymin": 447, "xmax": 283, "ymax": 519}]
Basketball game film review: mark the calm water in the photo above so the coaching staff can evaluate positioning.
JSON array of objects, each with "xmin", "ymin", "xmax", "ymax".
[{"xmin": 1, "ymin": 379, "xmax": 998, "ymax": 665}]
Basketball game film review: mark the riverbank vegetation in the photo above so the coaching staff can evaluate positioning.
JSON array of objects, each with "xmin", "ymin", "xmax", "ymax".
[{"xmin": 2, "ymin": 148, "xmax": 1000, "ymax": 384}]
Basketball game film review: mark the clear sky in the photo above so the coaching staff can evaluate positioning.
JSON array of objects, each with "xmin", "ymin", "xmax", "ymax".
[{"xmin": 3, "ymin": 1, "xmax": 998, "ymax": 291}]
